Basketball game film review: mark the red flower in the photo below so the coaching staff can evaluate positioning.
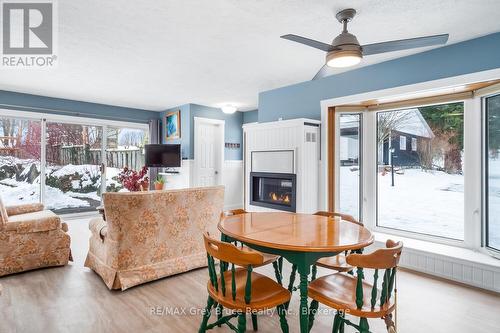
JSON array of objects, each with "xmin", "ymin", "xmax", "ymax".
[{"xmin": 118, "ymin": 166, "xmax": 149, "ymax": 191}]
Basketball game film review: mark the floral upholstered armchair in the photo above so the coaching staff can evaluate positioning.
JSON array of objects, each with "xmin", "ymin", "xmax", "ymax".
[
  {"xmin": 85, "ymin": 186, "xmax": 225, "ymax": 291},
  {"xmin": 0, "ymin": 198, "xmax": 72, "ymax": 276}
]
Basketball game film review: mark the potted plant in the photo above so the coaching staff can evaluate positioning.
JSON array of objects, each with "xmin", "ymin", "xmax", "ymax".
[
  {"xmin": 154, "ymin": 175, "xmax": 165, "ymax": 190},
  {"xmin": 118, "ymin": 166, "xmax": 149, "ymax": 191}
]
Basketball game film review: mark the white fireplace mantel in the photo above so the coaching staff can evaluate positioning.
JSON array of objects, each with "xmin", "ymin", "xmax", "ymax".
[{"xmin": 243, "ymin": 118, "xmax": 321, "ymax": 213}]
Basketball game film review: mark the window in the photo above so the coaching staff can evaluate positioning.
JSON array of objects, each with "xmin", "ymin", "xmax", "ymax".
[
  {"xmin": 412, "ymin": 138, "xmax": 418, "ymax": 151},
  {"xmin": 338, "ymin": 114, "xmax": 362, "ymax": 220},
  {"xmin": 45, "ymin": 122, "xmax": 103, "ymax": 213},
  {"xmin": 485, "ymin": 93, "xmax": 500, "ymax": 251},
  {"xmin": 105, "ymin": 126, "xmax": 148, "ymax": 193},
  {"xmin": 0, "ymin": 111, "xmax": 149, "ymax": 214},
  {"xmin": 0, "ymin": 117, "xmax": 41, "ymax": 206},
  {"xmin": 399, "ymin": 136, "xmax": 407, "ymax": 150},
  {"xmin": 376, "ymin": 103, "xmax": 465, "ymax": 240}
]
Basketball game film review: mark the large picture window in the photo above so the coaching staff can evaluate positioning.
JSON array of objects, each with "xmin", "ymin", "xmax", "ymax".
[
  {"xmin": 0, "ymin": 112, "xmax": 148, "ymax": 214},
  {"xmin": 376, "ymin": 102, "xmax": 465, "ymax": 240},
  {"xmin": 485, "ymin": 93, "xmax": 500, "ymax": 251}
]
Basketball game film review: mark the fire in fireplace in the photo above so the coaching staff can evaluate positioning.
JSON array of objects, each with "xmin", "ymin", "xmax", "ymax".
[{"xmin": 250, "ymin": 172, "xmax": 296, "ymax": 212}]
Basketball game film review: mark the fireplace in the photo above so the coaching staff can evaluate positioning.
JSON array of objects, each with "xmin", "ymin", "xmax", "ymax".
[{"xmin": 250, "ymin": 172, "xmax": 296, "ymax": 212}]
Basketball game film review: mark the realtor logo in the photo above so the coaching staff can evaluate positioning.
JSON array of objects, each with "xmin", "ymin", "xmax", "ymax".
[{"xmin": 1, "ymin": 0, "xmax": 57, "ymax": 68}]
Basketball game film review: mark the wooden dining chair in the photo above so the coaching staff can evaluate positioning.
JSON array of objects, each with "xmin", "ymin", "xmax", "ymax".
[
  {"xmin": 307, "ymin": 240, "xmax": 403, "ymax": 333},
  {"xmin": 199, "ymin": 233, "xmax": 291, "ymax": 333},
  {"xmin": 223, "ymin": 209, "xmax": 284, "ymax": 285},
  {"xmin": 314, "ymin": 211, "xmax": 364, "ymax": 274}
]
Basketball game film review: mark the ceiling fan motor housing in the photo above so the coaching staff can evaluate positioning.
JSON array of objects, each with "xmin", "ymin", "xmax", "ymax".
[{"xmin": 327, "ymin": 32, "xmax": 363, "ymax": 65}]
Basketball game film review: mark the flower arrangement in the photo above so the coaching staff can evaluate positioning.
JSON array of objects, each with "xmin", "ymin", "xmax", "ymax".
[{"xmin": 118, "ymin": 166, "xmax": 149, "ymax": 191}]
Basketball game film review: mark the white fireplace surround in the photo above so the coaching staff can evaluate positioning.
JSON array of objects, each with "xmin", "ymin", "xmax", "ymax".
[{"xmin": 243, "ymin": 118, "xmax": 321, "ymax": 213}]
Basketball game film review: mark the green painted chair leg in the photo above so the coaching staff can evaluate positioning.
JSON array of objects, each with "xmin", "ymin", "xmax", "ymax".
[
  {"xmin": 359, "ymin": 317, "xmax": 370, "ymax": 333},
  {"xmin": 251, "ymin": 313, "xmax": 258, "ymax": 331},
  {"xmin": 198, "ymin": 296, "xmax": 214, "ymax": 333},
  {"xmin": 277, "ymin": 304, "xmax": 289, "ymax": 333},
  {"xmin": 307, "ymin": 299, "xmax": 319, "ymax": 332},
  {"xmin": 278, "ymin": 257, "xmax": 284, "ymax": 275},
  {"xmin": 332, "ymin": 313, "xmax": 342, "ymax": 333},
  {"xmin": 238, "ymin": 313, "xmax": 247, "ymax": 333},
  {"xmin": 273, "ymin": 261, "xmax": 283, "ymax": 285},
  {"xmin": 311, "ymin": 264, "xmax": 317, "ymax": 280}
]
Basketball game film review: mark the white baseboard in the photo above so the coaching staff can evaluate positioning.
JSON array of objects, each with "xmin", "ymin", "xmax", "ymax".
[{"xmin": 371, "ymin": 234, "xmax": 500, "ymax": 293}]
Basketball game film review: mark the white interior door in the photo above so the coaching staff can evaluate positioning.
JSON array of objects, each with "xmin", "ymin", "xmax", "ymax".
[{"xmin": 194, "ymin": 117, "xmax": 224, "ymax": 187}]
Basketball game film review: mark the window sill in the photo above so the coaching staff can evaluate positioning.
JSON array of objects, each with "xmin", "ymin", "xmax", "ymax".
[{"xmin": 372, "ymin": 231, "xmax": 500, "ymax": 292}]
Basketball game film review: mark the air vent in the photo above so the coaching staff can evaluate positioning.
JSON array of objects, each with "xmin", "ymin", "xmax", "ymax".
[{"xmin": 305, "ymin": 132, "xmax": 316, "ymax": 142}]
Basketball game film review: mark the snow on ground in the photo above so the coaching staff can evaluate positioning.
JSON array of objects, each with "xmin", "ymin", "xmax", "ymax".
[
  {"xmin": 0, "ymin": 160, "xmax": 123, "ymax": 212},
  {"xmin": 340, "ymin": 166, "xmax": 465, "ymax": 240},
  {"xmin": 378, "ymin": 168, "xmax": 464, "ymax": 240},
  {"xmin": 0, "ymin": 182, "xmax": 89, "ymax": 209},
  {"xmin": 338, "ymin": 167, "xmax": 360, "ymax": 220}
]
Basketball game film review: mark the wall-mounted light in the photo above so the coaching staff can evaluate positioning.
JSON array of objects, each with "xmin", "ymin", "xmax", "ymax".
[{"xmin": 221, "ymin": 105, "xmax": 237, "ymax": 114}]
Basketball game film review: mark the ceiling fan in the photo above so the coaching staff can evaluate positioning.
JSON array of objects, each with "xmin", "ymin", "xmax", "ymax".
[{"xmin": 281, "ymin": 8, "xmax": 449, "ymax": 80}]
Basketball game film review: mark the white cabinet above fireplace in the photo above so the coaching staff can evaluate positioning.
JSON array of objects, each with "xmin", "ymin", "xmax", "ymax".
[{"xmin": 243, "ymin": 118, "xmax": 321, "ymax": 213}]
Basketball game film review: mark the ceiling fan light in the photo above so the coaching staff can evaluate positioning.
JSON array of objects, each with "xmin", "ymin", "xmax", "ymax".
[
  {"xmin": 221, "ymin": 105, "xmax": 237, "ymax": 114},
  {"xmin": 326, "ymin": 49, "xmax": 362, "ymax": 68}
]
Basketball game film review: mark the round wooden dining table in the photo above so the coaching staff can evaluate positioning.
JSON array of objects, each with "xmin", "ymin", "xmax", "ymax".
[{"xmin": 218, "ymin": 211, "xmax": 374, "ymax": 333}]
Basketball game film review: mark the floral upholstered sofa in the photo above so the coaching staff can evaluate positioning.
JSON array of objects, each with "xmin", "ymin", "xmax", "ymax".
[
  {"xmin": 84, "ymin": 186, "xmax": 225, "ymax": 290},
  {"xmin": 0, "ymin": 199, "xmax": 72, "ymax": 276}
]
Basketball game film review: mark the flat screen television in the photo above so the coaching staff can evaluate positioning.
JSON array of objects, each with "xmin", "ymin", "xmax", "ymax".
[{"xmin": 145, "ymin": 144, "xmax": 181, "ymax": 167}]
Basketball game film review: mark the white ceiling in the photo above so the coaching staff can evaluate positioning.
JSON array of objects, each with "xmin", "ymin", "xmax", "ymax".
[{"xmin": 1, "ymin": 0, "xmax": 499, "ymax": 112}]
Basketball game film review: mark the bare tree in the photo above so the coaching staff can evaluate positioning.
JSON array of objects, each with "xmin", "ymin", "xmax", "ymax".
[
  {"xmin": 119, "ymin": 130, "xmax": 145, "ymax": 147},
  {"xmin": 377, "ymin": 110, "xmax": 415, "ymax": 146}
]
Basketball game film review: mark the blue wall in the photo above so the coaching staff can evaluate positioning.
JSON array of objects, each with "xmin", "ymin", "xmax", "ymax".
[
  {"xmin": 243, "ymin": 110, "xmax": 258, "ymax": 123},
  {"xmin": 0, "ymin": 90, "xmax": 158, "ymax": 123},
  {"xmin": 160, "ymin": 104, "xmax": 245, "ymax": 160},
  {"xmin": 258, "ymin": 32, "xmax": 500, "ymax": 122}
]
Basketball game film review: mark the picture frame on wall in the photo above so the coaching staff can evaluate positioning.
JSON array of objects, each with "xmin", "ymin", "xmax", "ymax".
[{"xmin": 165, "ymin": 110, "xmax": 181, "ymax": 140}]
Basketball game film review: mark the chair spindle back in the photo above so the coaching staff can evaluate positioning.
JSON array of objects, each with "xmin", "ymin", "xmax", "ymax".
[
  {"xmin": 346, "ymin": 240, "xmax": 403, "ymax": 310},
  {"xmin": 203, "ymin": 233, "xmax": 263, "ymax": 303}
]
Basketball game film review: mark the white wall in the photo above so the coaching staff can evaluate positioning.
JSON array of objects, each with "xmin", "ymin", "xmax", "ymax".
[{"xmin": 160, "ymin": 159, "xmax": 243, "ymax": 210}]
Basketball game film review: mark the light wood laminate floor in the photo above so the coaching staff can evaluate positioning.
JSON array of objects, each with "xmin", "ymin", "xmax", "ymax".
[{"xmin": 1, "ymin": 218, "xmax": 499, "ymax": 333}]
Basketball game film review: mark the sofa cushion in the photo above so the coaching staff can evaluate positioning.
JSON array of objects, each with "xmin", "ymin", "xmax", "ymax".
[
  {"xmin": 6, "ymin": 210, "xmax": 61, "ymax": 233},
  {"xmin": 6, "ymin": 203, "xmax": 44, "ymax": 216}
]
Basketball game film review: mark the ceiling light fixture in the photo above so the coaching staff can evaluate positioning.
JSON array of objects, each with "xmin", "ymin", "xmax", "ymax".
[
  {"xmin": 326, "ymin": 49, "xmax": 362, "ymax": 68},
  {"xmin": 221, "ymin": 105, "xmax": 237, "ymax": 114}
]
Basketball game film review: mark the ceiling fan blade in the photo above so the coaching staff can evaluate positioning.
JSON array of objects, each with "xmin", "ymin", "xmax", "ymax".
[
  {"xmin": 281, "ymin": 34, "xmax": 333, "ymax": 52},
  {"xmin": 312, "ymin": 64, "xmax": 330, "ymax": 80},
  {"xmin": 362, "ymin": 34, "xmax": 449, "ymax": 56}
]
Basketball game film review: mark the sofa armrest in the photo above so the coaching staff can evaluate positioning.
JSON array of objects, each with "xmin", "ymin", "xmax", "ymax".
[
  {"xmin": 89, "ymin": 217, "xmax": 108, "ymax": 241},
  {"xmin": 5, "ymin": 210, "xmax": 61, "ymax": 233},
  {"xmin": 6, "ymin": 203, "xmax": 44, "ymax": 216}
]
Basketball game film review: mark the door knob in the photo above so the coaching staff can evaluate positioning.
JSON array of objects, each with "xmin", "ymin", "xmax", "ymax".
[{"xmin": 215, "ymin": 171, "xmax": 219, "ymax": 175}]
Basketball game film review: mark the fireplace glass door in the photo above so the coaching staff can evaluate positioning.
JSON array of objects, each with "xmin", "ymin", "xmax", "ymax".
[{"xmin": 250, "ymin": 172, "xmax": 296, "ymax": 212}]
